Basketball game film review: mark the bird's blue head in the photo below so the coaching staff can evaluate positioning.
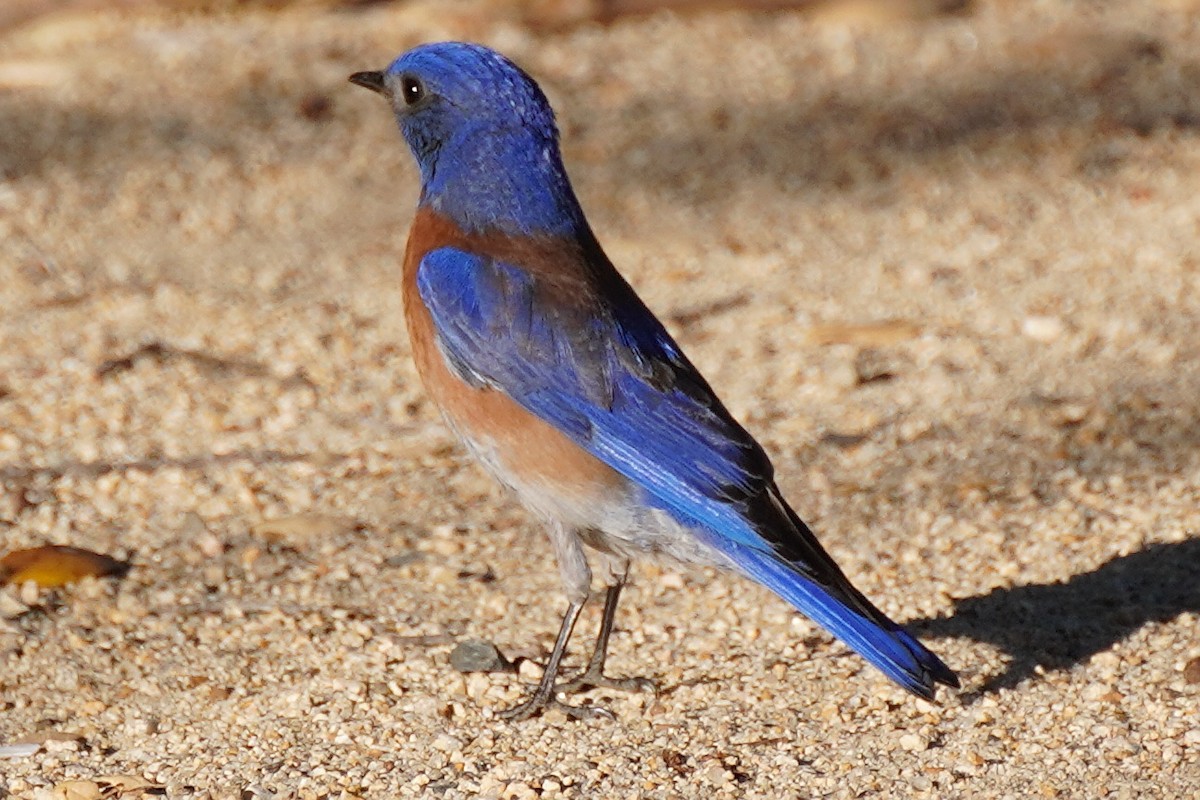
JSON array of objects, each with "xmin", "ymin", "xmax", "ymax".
[{"xmin": 351, "ymin": 42, "xmax": 584, "ymax": 236}]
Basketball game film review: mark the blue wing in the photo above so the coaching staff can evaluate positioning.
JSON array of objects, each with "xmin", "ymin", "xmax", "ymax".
[
  {"xmin": 417, "ymin": 246, "xmax": 774, "ymax": 522},
  {"xmin": 418, "ymin": 246, "xmax": 957, "ymax": 697}
]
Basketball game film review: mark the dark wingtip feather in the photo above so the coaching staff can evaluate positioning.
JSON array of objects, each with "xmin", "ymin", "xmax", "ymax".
[
  {"xmin": 891, "ymin": 627, "xmax": 960, "ymax": 697},
  {"xmin": 936, "ymin": 664, "xmax": 962, "ymax": 689}
]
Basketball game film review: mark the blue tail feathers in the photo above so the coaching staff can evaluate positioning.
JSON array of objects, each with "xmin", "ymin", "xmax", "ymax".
[
  {"xmin": 647, "ymin": 481, "xmax": 959, "ymax": 698},
  {"xmin": 729, "ymin": 544, "xmax": 958, "ymax": 698}
]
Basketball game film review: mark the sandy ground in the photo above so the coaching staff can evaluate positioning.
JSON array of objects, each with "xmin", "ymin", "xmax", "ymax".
[{"xmin": 2, "ymin": 0, "xmax": 1199, "ymax": 797}]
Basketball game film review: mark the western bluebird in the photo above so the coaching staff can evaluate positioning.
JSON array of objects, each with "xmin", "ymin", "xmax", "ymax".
[{"xmin": 350, "ymin": 42, "xmax": 958, "ymax": 720}]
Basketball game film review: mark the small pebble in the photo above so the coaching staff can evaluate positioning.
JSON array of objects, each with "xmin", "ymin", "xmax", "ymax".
[
  {"xmin": 0, "ymin": 742, "xmax": 40, "ymax": 759},
  {"xmin": 449, "ymin": 639, "xmax": 514, "ymax": 673},
  {"xmin": 1021, "ymin": 315, "xmax": 1065, "ymax": 342},
  {"xmin": 0, "ymin": 591, "xmax": 29, "ymax": 619}
]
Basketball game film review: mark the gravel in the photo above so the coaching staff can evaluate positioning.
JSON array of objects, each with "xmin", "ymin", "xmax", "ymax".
[{"xmin": 2, "ymin": 0, "xmax": 1199, "ymax": 797}]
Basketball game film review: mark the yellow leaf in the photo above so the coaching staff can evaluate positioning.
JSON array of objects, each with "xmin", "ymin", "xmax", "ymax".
[{"xmin": 0, "ymin": 545, "xmax": 129, "ymax": 588}]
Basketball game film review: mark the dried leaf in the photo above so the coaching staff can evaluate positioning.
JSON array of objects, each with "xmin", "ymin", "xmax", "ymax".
[
  {"xmin": 251, "ymin": 514, "xmax": 360, "ymax": 544},
  {"xmin": 0, "ymin": 545, "xmax": 129, "ymax": 588},
  {"xmin": 52, "ymin": 781, "xmax": 102, "ymax": 800},
  {"xmin": 96, "ymin": 774, "xmax": 162, "ymax": 796},
  {"xmin": 805, "ymin": 320, "xmax": 921, "ymax": 347}
]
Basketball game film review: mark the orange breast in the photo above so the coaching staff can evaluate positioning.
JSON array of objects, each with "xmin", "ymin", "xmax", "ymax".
[{"xmin": 401, "ymin": 209, "xmax": 625, "ymax": 503}]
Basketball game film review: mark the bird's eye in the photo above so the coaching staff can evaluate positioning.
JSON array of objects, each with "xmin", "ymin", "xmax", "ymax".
[{"xmin": 400, "ymin": 75, "xmax": 426, "ymax": 106}]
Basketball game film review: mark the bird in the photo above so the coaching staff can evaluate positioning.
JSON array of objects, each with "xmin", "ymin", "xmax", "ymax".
[{"xmin": 350, "ymin": 42, "xmax": 959, "ymax": 721}]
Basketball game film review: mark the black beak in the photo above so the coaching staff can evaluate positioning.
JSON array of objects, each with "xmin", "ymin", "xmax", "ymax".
[{"xmin": 349, "ymin": 70, "xmax": 388, "ymax": 96}]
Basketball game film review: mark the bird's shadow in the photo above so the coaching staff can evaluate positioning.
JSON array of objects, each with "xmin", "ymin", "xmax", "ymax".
[{"xmin": 908, "ymin": 537, "xmax": 1200, "ymax": 697}]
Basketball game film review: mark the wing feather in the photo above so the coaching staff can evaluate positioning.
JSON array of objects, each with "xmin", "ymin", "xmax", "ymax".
[{"xmin": 417, "ymin": 246, "xmax": 772, "ymax": 525}]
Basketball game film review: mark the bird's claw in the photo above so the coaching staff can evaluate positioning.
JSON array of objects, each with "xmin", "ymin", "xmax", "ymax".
[
  {"xmin": 555, "ymin": 670, "xmax": 658, "ymax": 697},
  {"xmin": 496, "ymin": 691, "xmax": 617, "ymax": 722},
  {"xmin": 496, "ymin": 666, "xmax": 655, "ymax": 721}
]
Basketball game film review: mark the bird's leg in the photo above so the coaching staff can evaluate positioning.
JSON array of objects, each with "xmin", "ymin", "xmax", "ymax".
[
  {"xmin": 555, "ymin": 573, "xmax": 657, "ymax": 697},
  {"xmin": 498, "ymin": 598, "xmax": 615, "ymax": 721}
]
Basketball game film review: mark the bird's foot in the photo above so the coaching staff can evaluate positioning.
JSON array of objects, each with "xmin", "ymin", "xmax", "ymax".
[
  {"xmin": 496, "ymin": 686, "xmax": 616, "ymax": 722},
  {"xmin": 555, "ymin": 666, "xmax": 658, "ymax": 697}
]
